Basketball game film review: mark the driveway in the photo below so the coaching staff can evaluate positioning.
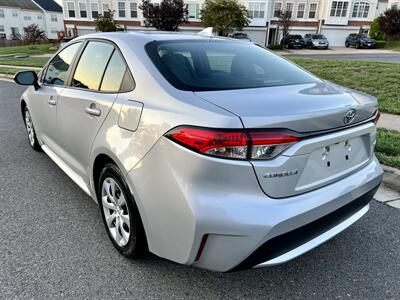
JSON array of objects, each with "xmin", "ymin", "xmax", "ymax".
[{"xmin": 1, "ymin": 80, "xmax": 399, "ymax": 298}]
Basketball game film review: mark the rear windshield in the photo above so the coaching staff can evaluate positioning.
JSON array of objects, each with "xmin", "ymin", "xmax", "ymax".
[
  {"xmin": 291, "ymin": 35, "xmax": 303, "ymax": 39},
  {"xmin": 145, "ymin": 40, "xmax": 319, "ymax": 91}
]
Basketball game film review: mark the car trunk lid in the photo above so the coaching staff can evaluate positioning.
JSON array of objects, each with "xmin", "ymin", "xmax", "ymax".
[{"xmin": 195, "ymin": 81, "xmax": 378, "ymax": 198}]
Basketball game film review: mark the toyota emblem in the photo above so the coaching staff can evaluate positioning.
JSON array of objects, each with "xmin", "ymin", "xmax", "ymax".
[{"xmin": 344, "ymin": 109, "xmax": 356, "ymax": 125}]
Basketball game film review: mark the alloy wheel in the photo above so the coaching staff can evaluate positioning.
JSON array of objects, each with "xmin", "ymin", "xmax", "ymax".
[
  {"xmin": 101, "ymin": 177, "xmax": 131, "ymax": 247},
  {"xmin": 25, "ymin": 109, "xmax": 35, "ymax": 146}
]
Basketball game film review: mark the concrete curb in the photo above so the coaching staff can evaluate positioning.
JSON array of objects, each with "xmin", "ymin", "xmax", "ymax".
[{"xmin": 382, "ymin": 165, "xmax": 400, "ymax": 192}]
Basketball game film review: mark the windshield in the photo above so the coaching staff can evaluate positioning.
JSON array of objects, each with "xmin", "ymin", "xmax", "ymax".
[
  {"xmin": 291, "ymin": 35, "xmax": 303, "ymax": 39},
  {"xmin": 312, "ymin": 35, "xmax": 325, "ymax": 39},
  {"xmin": 145, "ymin": 40, "xmax": 319, "ymax": 91},
  {"xmin": 358, "ymin": 34, "xmax": 370, "ymax": 39}
]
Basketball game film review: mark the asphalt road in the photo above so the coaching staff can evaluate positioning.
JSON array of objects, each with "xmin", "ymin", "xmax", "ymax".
[
  {"xmin": 287, "ymin": 53, "xmax": 400, "ymax": 63},
  {"xmin": 1, "ymin": 80, "xmax": 399, "ymax": 299}
]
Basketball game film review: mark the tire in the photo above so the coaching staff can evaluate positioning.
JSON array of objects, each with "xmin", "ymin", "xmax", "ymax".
[
  {"xmin": 345, "ymin": 42, "xmax": 349, "ymax": 48},
  {"xmin": 356, "ymin": 43, "xmax": 360, "ymax": 49},
  {"xmin": 97, "ymin": 163, "xmax": 148, "ymax": 258},
  {"xmin": 23, "ymin": 106, "xmax": 41, "ymax": 151}
]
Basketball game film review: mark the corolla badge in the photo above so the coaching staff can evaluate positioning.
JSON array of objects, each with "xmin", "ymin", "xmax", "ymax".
[
  {"xmin": 344, "ymin": 109, "xmax": 356, "ymax": 125},
  {"xmin": 263, "ymin": 169, "xmax": 299, "ymax": 179}
]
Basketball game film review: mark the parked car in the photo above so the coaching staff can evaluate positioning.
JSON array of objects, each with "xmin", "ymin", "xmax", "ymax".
[
  {"xmin": 304, "ymin": 34, "xmax": 329, "ymax": 49},
  {"xmin": 14, "ymin": 32, "xmax": 382, "ymax": 272},
  {"xmin": 281, "ymin": 35, "xmax": 305, "ymax": 49},
  {"xmin": 345, "ymin": 33, "xmax": 376, "ymax": 49},
  {"xmin": 229, "ymin": 32, "xmax": 251, "ymax": 41},
  {"xmin": 59, "ymin": 36, "xmax": 75, "ymax": 48}
]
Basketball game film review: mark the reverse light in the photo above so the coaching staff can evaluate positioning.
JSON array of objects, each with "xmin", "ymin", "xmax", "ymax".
[{"xmin": 165, "ymin": 127, "xmax": 300, "ymax": 160}]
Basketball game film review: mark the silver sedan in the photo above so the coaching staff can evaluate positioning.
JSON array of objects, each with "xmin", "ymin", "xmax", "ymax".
[{"xmin": 14, "ymin": 32, "xmax": 382, "ymax": 272}]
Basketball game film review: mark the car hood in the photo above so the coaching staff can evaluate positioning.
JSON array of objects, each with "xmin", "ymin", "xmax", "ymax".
[
  {"xmin": 194, "ymin": 81, "xmax": 377, "ymax": 132},
  {"xmin": 312, "ymin": 39, "xmax": 328, "ymax": 43},
  {"xmin": 361, "ymin": 38, "xmax": 375, "ymax": 43}
]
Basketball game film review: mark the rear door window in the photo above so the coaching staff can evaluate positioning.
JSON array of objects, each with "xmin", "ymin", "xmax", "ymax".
[{"xmin": 71, "ymin": 41, "xmax": 114, "ymax": 90}]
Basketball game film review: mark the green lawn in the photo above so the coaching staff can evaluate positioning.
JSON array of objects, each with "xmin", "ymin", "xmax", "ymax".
[
  {"xmin": 0, "ymin": 44, "xmax": 57, "ymax": 56},
  {"xmin": 385, "ymin": 40, "xmax": 400, "ymax": 51},
  {"xmin": 375, "ymin": 128, "xmax": 400, "ymax": 169},
  {"xmin": 0, "ymin": 57, "xmax": 47, "ymax": 67},
  {"xmin": 289, "ymin": 58, "xmax": 400, "ymax": 115},
  {"xmin": 0, "ymin": 67, "xmax": 35, "ymax": 75}
]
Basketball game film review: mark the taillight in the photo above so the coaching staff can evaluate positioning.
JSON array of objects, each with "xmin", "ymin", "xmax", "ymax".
[{"xmin": 165, "ymin": 127, "xmax": 300, "ymax": 160}]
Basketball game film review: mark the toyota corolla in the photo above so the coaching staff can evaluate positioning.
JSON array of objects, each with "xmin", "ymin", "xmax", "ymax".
[{"xmin": 14, "ymin": 32, "xmax": 382, "ymax": 272}]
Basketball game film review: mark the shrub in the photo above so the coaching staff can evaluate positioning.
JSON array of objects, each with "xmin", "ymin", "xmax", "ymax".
[
  {"xmin": 268, "ymin": 43, "xmax": 283, "ymax": 50},
  {"xmin": 375, "ymin": 40, "xmax": 387, "ymax": 48},
  {"xmin": 378, "ymin": 8, "xmax": 400, "ymax": 40},
  {"xmin": 370, "ymin": 18, "xmax": 385, "ymax": 40}
]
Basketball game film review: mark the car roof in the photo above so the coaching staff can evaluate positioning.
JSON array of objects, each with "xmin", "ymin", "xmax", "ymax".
[{"xmin": 73, "ymin": 31, "xmax": 234, "ymax": 45}]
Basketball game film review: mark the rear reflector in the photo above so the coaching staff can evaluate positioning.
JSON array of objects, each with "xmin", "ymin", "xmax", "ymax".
[
  {"xmin": 195, "ymin": 234, "xmax": 209, "ymax": 262},
  {"xmin": 374, "ymin": 111, "xmax": 381, "ymax": 124},
  {"xmin": 165, "ymin": 126, "xmax": 300, "ymax": 160}
]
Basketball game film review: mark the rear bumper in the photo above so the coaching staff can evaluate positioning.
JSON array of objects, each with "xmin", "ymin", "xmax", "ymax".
[
  {"xmin": 231, "ymin": 185, "xmax": 378, "ymax": 271},
  {"xmin": 127, "ymin": 138, "xmax": 383, "ymax": 272}
]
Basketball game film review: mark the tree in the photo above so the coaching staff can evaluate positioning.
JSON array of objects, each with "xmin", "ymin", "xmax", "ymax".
[
  {"xmin": 140, "ymin": 0, "xmax": 188, "ymax": 31},
  {"xmin": 369, "ymin": 18, "xmax": 384, "ymax": 40},
  {"xmin": 23, "ymin": 24, "xmax": 46, "ymax": 44},
  {"xmin": 378, "ymin": 8, "xmax": 400, "ymax": 40},
  {"xmin": 277, "ymin": 10, "xmax": 292, "ymax": 47},
  {"xmin": 95, "ymin": 9, "xmax": 117, "ymax": 32},
  {"xmin": 200, "ymin": 0, "xmax": 250, "ymax": 36}
]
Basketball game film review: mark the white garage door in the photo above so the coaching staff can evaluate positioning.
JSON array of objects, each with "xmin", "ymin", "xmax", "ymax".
[
  {"xmin": 321, "ymin": 28, "xmax": 357, "ymax": 46},
  {"xmin": 244, "ymin": 30, "xmax": 266, "ymax": 46}
]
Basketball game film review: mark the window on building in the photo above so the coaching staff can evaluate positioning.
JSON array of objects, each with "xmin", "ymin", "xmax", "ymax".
[
  {"xmin": 130, "ymin": 2, "xmax": 138, "ymax": 18},
  {"xmin": 352, "ymin": 1, "xmax": 370, "ymax": 18},
  {"xmin": 273, "ymin": 2, "xmax": 282, "ymax": 17},
  {"xmin": 44, "ymin": 42, "xmax": 82, "ymax": 86},
  {"xmin": 91, "ymin": 3, "xmax": 99, "ymax": 18},
  {"xmin": 51, "ymin": 14, "xmax": 57, "ymax": 22},
  {"xmin": 72, "ymin": 41, "xmax": 114, "ymax": 90},
  {"xmin": 188, "ymin": 3, "xmax": 201, "ymax": 19},
  {"xmin": 24, "ymin": 15, "xmax": 32, "ymax": 21},
  {"xmin": 12, "ymin": 10, "xmax": 18, "ymax": 17},
  {"xmin": 330, "ymin": 1, "xmax": 349, "ymax": 17},
  {"xmin": 297, "ymin": 2, "xmax": 305, "ymax": 18},
  {"xmin": 79, "ymin": 3, "xmax": 87, "ymax": 18},
  {"xmin": 67, "ymin": 2, "xmax": 76, "ymax": 18},
  {"xmin": 0, "ymin": 25, "xmax": 4, "ymax": 32},
  {"xmin": 309, "ymin": 3, "xmax": 317, "ymax": 18},
  {"xmin": 286, "ymin": 2, "xmax": 293, "ymax": 18},
  {"xmin": 38, "ymin": 15, "xmax": 43, "ymax": 20},
  {"xmin": 118, "ymin": 2, "xmax": 126, "ymax": 17},
  {"xmin": 0, "ymin": 9, "xmax": 4, "ymax": 18},
  {"xmin": 102, "ymin": 3, "xmax": 110, "ymax": 16},
  {"xmin": 248, "ymin": 2, "xmax": 266, "ymax": 19}
]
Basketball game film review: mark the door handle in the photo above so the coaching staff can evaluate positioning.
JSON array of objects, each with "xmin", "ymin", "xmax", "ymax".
[
  {"xmin": 48, "ymin": 96, "xmax": 56, "ymax": 106},
  {"xmin": 85, "ymin": 104, "xmax": 101, "ymax": 117}
]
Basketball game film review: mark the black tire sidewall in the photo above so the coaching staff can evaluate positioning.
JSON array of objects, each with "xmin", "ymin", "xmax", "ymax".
[{"xmin": 97, "ymin": 163, "xmax": 147, "ymax": 257}]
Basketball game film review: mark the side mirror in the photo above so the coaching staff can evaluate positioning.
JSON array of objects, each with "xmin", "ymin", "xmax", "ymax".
[{"xmin": 14, "ymin": 71, "xmax": 40, "ymax": 91}]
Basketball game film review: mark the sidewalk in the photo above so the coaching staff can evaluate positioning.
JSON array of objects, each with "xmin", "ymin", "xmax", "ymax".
[
  {"xmin": 0, "ymin": 64, "xmax": 41, "ymax": 70},
  {"xmin": 378, "ymin": 113, "xmax": 400, "ymax": 132}
]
